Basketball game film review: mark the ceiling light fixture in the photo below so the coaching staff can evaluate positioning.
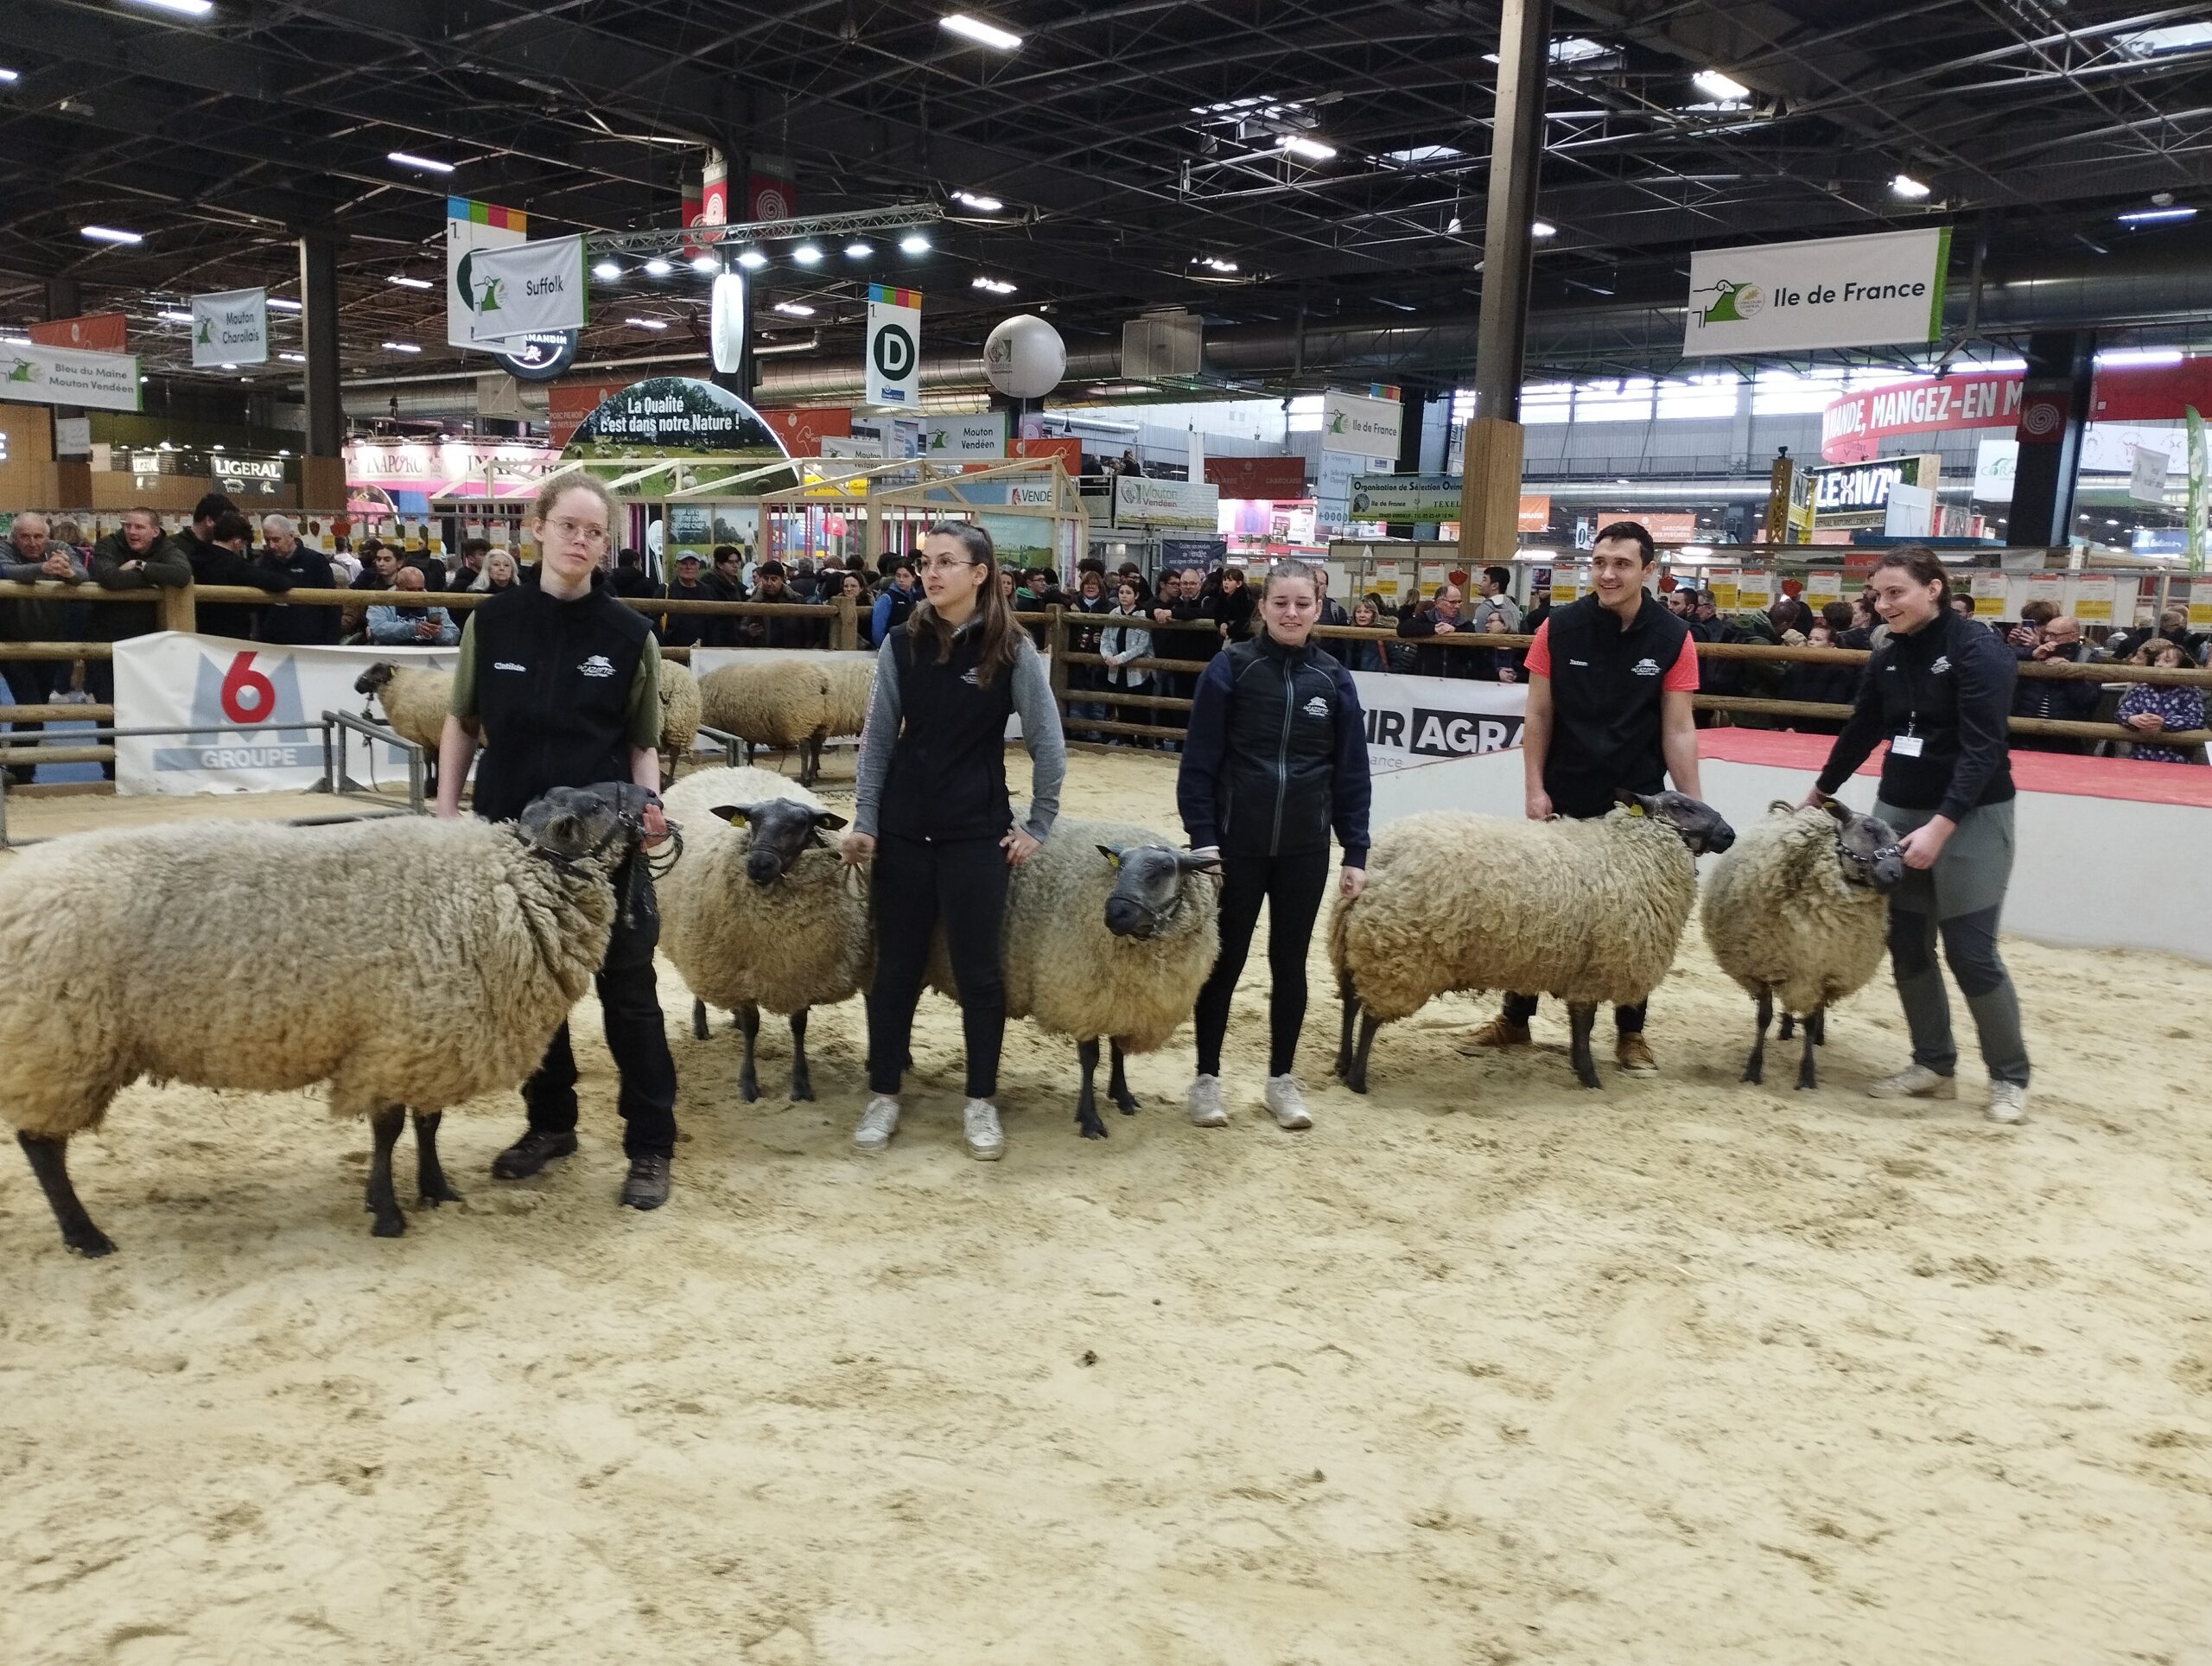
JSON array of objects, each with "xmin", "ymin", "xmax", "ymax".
[
  {"xmin": 387, "ymin": 274, "xmax": 433, "ymax": 289},
  {"xmin": 125, "ymin": 0, "xmax": 215, "ymax": 16},
  {"xmin": 772, "ymin": 301, "xmax": 816, "ymax": 316},
  {"xmin": 80, "ymin": 226, "xmax": 143, "ymax": 245},
  {"xmin": 157, "ymin": 309, "xmax": 193, "ymax": 323},
  {"xmin": 939, "ymin": 12, "xmax": 1023, "ymax": 50},
  {"xmin": 845, "ymin": 241, "xmax": 873, "ymax": 258},
  {"xmin": 972, "ymin": 275, "xmax": 1016, "ymax": 294},
  {"xmin": 279, "ymin": 352, "xmax": 305, "ymax": 362},
  {"xmin": 1530, "ymin": 220, "xmax": 1558, "ymax": 238},
  {"xmin": 1891, "ymin": 173, "xmax": 1932, "ymax": 200},
  {"xmin": 1693, "ymin": 69, "xmax": 1750, "ymax": 101},
  {"xmin": 264, "ymin": 296, "xmax": 301, "ymax": 311},
  {"xmin": 592, "ymin": 259, "xmax": 622, "ymax": 280},
  {"xmin": 791, "ymin": 245, "xmax": 823, "ymax": 264},
  {"xmin": 1280, "ymin": 136, "xmax": 1337, "ymax": 162},
  {"xmin": 2095, "ymin": 347, "xmax": 2185, "ymax": 366},
  {"xmin": 387, "ymin": 150, "xmax": 454, "ymax": 174},
  {"xmin": 2119, "ymin": 205, "xmax": 2197, "ymax": 225},
  {"xmin": 643, "ymin": 258, "xmax": 674, "ymax": 277},
  {"xmin": 950, "ymin": 190, "xmax": 1002, "ymax": 212},
  {"xmin": 689, "ymin": 254, "xmax": 720, "ymax": 273},
  {"xmin": 899, "ymin": 232, "xmax": 931, "ymax": 253},
  {"xmin": 0, "ymin": 68, "xmax": 20, "ymax": 84},
  {"xmin": 623, "ymin": 316, "xmax": 669, "ymax": 331},
  {"xmin": 382, "ymin": 341, "xmax": 421, "ymax": 353},
  {"xmin": 736, "ymin": 248, "xmax": 767, "ymax": 269}
]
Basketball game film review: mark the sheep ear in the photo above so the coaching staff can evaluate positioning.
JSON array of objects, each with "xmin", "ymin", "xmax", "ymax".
[
  {"xmin": 1096, "ymin": 844, "xmax": 1123, "ymax": 867},
  {"xmin": 1819, "ymin": 796, "xmax": 1852, "ymax": 823},
  {"xmin": 708, "ymin": 803, "xmax": 755, "ymax": 824},
  {"xmin": 1613, "ymin": 789, "xmax": 1645, "ymax": 815},
  {"xmin": 1175, "ymin": 851, "xmax": 1222, "ymax": 874},
  {"xmin": 813, "ymin": 810, "xmax": 849, "ymax": 831}
]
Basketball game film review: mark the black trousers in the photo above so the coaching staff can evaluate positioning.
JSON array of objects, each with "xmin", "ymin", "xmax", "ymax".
[
  {"xmin": 868, "ymin": 831, "xmax": 1009, "ymax": 1099},
  {"xmin": 1503, "ymin": 989, "xmax": 1647, "ymax": 1034},
  {"xmin": 523, "ymin": 858, "xmax": 679, "ymax": 1156},
  {"xmin": 1194, "ymin": 846, "xmax": 1331, "ymax": 1078},
  {"xmin": 85, "ymin": 656, "xmax": 115, "ymax": 779},
  {"xmin": 0, "ymin": 657, "xmax": 54, "ymax": 781}
]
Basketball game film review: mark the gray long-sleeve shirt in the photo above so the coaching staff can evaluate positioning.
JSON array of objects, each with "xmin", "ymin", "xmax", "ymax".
[{"xmin": 853, "ymin": 626, "xmax": 1065, "ymax": 842}]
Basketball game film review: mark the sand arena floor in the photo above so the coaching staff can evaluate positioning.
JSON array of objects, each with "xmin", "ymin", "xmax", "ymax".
[{"xmin": 3, "ymin": 747, "xmax": 2210, "ymax": 1665}]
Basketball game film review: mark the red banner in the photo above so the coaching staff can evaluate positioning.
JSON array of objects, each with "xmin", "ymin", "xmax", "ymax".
[
  {"xmin": 29, "ymin": 313, "xmax": 127, "ymax": 353},
  {"xmin": 747, "ymin": 175, "xmax": 795, "ymax": 223},
  {"xmin": 1010, "ymin": 436, "xmax": 1083, "ymax": 474},
  {"xmin": 1205, "ymin": 455, "xmax": 1309, "ymax": 499},
  {"xmin": 548, "ymin": 379, "xmax": 630, "ymax": 448},
  {"xmin": 758, "ymin": 407, "xmax": 850, "ymax": 454},
  {"xmin": 1821, "ymin": 358, "xmax": 2212, "ymax": 462}
]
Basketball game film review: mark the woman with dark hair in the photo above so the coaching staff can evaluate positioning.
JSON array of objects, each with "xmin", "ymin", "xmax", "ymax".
[
  {"xmin": 1178, "ymin": 559, "xmax": 1371, "ymax": 1131},
  {"xmin": 2117, "ymin": 639, "xmax": 2205, "ymax": 763},
  {"xmin": 842, "ymin": 521, "xmax": 1067, "ymax": 1161},
  {"xmin": 1213, "ymin": 564, "xmax": 1255, "ymax": 645},
  {"xmin": 1801, "ymin": 545, "xmax": 2031, "ymax": 1123}
]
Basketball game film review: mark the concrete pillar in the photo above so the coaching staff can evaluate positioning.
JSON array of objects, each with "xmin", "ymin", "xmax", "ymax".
[
  {"xmin": 2008, "ymin": 330, "xmax": 2094, "ymax": 550},
  {"xmin": 298, "ymin": 232, "xmax": 346, "ymax": 510},
  {"xmin": 1459, "ymin": 0, "xmax": 1553, "ymax": 563}
]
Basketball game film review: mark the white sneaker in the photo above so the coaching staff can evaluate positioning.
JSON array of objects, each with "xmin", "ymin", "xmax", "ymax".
[
  {"xmin": 1186, "ymin": 1074, "xmax": 1228, "ymax": 1128},
  {"xmin": 1986, "ymin": 1081, "xmax": 2028, "ymax": 1125},
  {"xmin": 962, "ymin": 1098, "xmax": 1005, "ymax": 1162},
  {"xmin": 1866, "ymin": 1064, "xmax": 1957, "ymax": 1101},
  {"xmin": 1263, "ymin": 1073, "xmax": 1313, "ymax": 1130},
  {"xmin": 853, "ymin": 1095, "xmax": 899, "ymax": 1153}
]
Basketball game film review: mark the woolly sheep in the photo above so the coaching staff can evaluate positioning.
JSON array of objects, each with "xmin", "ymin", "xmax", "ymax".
[
  {"xmin": 659, "ymin": 766, "xmax": 870, "ymax": 1102},
  {"xmin": 1331, "ymin": 791, "xmax": 1736, "ymax": 1093},
  {"xmin": 656, "ymin": 658, "xmax": 702, "ymax": 783},
  {"xmin": 821, "ymin": 654, "xmax": 874, "ymax": 742},
  {"xmin": 926, "ymin": 817, "xmax": 1219, "ymax": 1139},
  {"xmin": 0, "ymin": 785, "xmax": 647, "ymax": 1256},
  {"xmin": 698, "ymin": 658, "xmax": 835, "ymax": 786},
  {"xmin": 353, "ymin": 661, "xmax": 451, "ymax": 753},
  {"xmin": 1698, "ymin": 798, "xmax": 1902, "ymax": 1090}
]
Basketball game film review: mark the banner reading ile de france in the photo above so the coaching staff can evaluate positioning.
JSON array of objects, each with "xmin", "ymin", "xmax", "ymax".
[
  {"xmin": 1684, "ymin": 227, "xmax": 1951, "ymax": 356},
  {"xmin": 865, "ymin": 284, "xmax": 921, "ymax": 408}
]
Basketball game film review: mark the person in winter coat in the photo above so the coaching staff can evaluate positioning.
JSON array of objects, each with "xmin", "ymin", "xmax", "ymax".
[
  {"xmin": 869, "ymin": 557, "xmax": 925, "ymax": 649},
  {"xmin": 253, "ymin": 514, "xmax": 340, "ymax": 645},
  {"xmin": 842, "ymin": 521, "xmax": 1066, "ymax": 1163},
  {"xmin": 187, "ymin": 508, "xmax": 295, "ymax": 640},
  {"xmin": 1395, "ymin": 583, "xmax": 1487, "ymax": 679},
  {"xmin": 0, "ymin": 512, "xmax": 87, "ymax": 784},
  {"xmin": 1339, "ymin": 596, "xmax": 1394, "ymax": 673},
  {"xmin": 2010, "ymin": 614, "xmax": 2101, "ymax": 753},
  {"xmin": 657, "ymin": 554, "xmax": 715, "ymax": 649},
  {"xmin": 1780, "ymin": 620, "xmax": 1860, "ymax": 734},
  {"xmin": 1802, "ymin": 544, "xmax": 2031, "ymax": 1124},
  {"xmin": 2117, "ymin": 639, "xmax": 2204, "ymax": 764},
  {"xmin": 1099, "ymin": 579, "xmax": 1154, "ymax": 742},
  {"xmin": 1178, "ymin": 559, "xmax": 1372, "ymax": 1133},
  {"xmin": 1212, "ymin": 564, "xmax": 1255, "ymax": 645},
  {"xmin": 86, "ymin": 509, "xmax": 193, "ymax": 768}
]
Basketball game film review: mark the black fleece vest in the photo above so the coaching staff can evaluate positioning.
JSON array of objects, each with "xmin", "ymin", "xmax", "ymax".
[
  {"xmin": 468, "ymin": 582, "xmax": 652, "ymax": 823},
  {"xmin": 880, "ymin": 625, "xmax": 1017, "ymax": 843},
  {"xmin": 1541, "ymin": 590, "xmax": 1690, "ymax": 819}
]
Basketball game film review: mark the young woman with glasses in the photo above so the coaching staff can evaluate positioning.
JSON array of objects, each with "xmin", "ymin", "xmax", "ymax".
[
  {"xmin": 842, "ymin": 521, "xmax": 1067, "ymax": 1161},
  {"xmin": 435, "ymin": 474, "xmax": 682, "ymax": 1209}
]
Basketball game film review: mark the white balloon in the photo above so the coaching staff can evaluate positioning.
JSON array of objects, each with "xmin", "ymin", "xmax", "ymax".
[
  {"xmin": 982, "ymin": 314, "xmax": 1065, "ymax": 399},
  {"xmin": 710, "ymin": 271, "xmax": 747, "ymax": 374}
]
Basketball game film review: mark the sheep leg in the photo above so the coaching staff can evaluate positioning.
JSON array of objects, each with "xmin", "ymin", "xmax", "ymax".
[
  {"xmin": 1778, "ymin": 1010, "xmax": 1796, "ymax": 1042},
  {"xmin": 1568, "ymin": 1002, "xmax": 1601, "ymax": 1090},
  {"xmin": 1810, "ymin": 1008, "xmax": 1827, "ymax": 1047},
  {"xmin": 365, "ymin": 1105, "xmax": 408, "ymax": 1238},
  {"xmin": 1108, "ymin": 1040, "xmax": 1140, "ymax": 1115},
  {"xmin": 16, "ymin": 1131, "xmax": 114, "ymax": 1259},
  {"xmin": 1349, "ymin": 1011, "xmax": 1383, "ymax": 1096},
  {"xmin": 1334, "ymin": 970, "xmax": 1360, "ymax": 1084},
  {"xmin": 737, "ymin": 1003, "xmax": 761, "ymax": 1103},
  {"xmin": 1796, "ymin": 1005, "xmax": 1823, "ymax": 1091},
  {"xmin": 1076, "ymin": 1039, "xmax": 1108, "ymax": 1140},
  {"xmin": 691, "ymin": 998, "xmax": 710, "ymax": 1041},
  {"xmin": 411, "ymin": 1110, "xmax": 463, "ymax": 1206},
  {"xmin": 798, "ymin": 728, "xmax": 825, "ymax": 789},
  {"xmin": 1744, "ymin": 991, "xmax": 1772, "ymax": 1085},
  {"xmin": 789, "ymin": 1008, "xmax": 814, "ymax": 1102}
]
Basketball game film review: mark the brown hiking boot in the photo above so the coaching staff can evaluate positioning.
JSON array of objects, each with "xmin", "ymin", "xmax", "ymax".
[
  {"xmin": 620, "ymin": 1153, "xmax": 671, "ymax": 1211},
  {"xmin": 1616, "ymin": 1032, "xmax": 1657, "ymax": 1073},
  {"xmin": 1458, "ymin": 1015, "xmax": 1532, "ymax": 1055}
]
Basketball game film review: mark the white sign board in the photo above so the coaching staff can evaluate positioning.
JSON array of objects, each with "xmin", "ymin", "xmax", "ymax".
[
  {"xmin": 464, "ymin": 234, "xmax": 587, "ymax": 343},
  {"xmin": 446, "ymin": 200, "xmax": 530, "ymax": 350},
  {"xmin": 0, "ymin": 341, "xmax": 141, "ymax": 412},
  {"xmin": 1322, "ymin": 390, "xmax": 1403, "ymax": 453},
  {"xmin": 114, "ymin": 634, "xmax": 456, "ymax": 796},
  {"xmin": 864, "ymin": 292, "xmax": 921, "ymax": 409},
  {"xmin": 1684, "ymin": 227, "xmax": 1951, "ymax": 355},
  {"xmin": 190, "ymin": 287, "xmax": 268, "ymax": 367},
  {"xmin": 1974, "ymin": 436, "xmax": 2017, "ymax": 503},
  {"xmin": 1884, "ymin": 481, "xmax": 1936, "ymax": 537},
  {"xmin": 919, "ymin": 412, "xmax": 1006, "ymax": 458},
  {"xmin": 1349, "ymin": 671, "xmax": 1527, "ymax": 774},
  {"xmin": 2131, "ymin": 444, "xmax": 2171, "ymax": 505},
  {"xmin": 1113, "ymin": 475, "xmax": 1220, "ymax": 530}
]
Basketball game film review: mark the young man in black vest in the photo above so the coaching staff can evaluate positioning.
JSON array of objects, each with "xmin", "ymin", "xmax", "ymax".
[
  {"xmin": 435, "ymin": 477, "xmax": 680, "ymax": 1210},
  {"xmin": 1465, "ymin": 520, "xmax": 1704, "ymax": 1074}
]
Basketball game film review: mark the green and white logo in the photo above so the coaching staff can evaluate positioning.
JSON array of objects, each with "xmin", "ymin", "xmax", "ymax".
[
  {"xmin": 475, "ymin": 274, "xmax": 505, "ymax": 315},
  {"xmin": 195, "ymin": 317, "xmax": 213, "ymax": 347},
  {"xmin": 5, "ymin": 357, "xmax": 35, "ymax": 384},
  {"xmin": 1694, "ymin": 278, "xmax": 1764, "ymax": 324}
]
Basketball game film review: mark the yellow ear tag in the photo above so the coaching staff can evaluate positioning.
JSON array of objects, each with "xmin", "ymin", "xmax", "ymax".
[
  {"xmin": 1627, "ymin": 803, "xmax": 1646, "ymax": 817},
  {"xmin": 1105, "ymin": 851, "xmax": 1122, "ymax": 867}
]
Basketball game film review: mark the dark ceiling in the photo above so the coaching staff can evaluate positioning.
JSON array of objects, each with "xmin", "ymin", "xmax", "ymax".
[{"xmin": 2, "ymin": 0, "xmax": 2210, "ymax": 398}]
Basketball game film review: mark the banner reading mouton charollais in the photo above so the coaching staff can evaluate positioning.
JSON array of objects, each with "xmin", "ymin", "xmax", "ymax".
[{"xmin": 1683, "ymin": 226, "xmax": 1951, "ymax": 356}]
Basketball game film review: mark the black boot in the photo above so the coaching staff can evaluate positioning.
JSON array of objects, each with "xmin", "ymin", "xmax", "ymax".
[
  {"xmin": 621, "ymin": 1153, "xmax": 671, "ymax": 1211},
  {"xmin": 491, "ymin": 1128, "xmax": 577, "ymax": 1180}
]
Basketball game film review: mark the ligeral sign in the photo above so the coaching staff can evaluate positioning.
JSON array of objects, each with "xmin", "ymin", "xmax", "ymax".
[{"xmin": 1684, "ymin": 228, "xmax": 1951, "ymax": 356}]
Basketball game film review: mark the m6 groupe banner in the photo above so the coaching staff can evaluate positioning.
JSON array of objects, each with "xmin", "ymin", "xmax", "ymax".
[
  {"xmin": 1348, "ymin": 671, "xmax": 1526, "ymax": 773},
  {"xmin": 114, "ymin": 635, "xmax": 457, "ymax": 796},
  {"xmin": 1684, "ymin": 226, "xmax": 1951, "ymax": 355}
]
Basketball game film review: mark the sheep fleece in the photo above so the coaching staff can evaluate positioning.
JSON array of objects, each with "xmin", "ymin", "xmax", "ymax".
[
  {"xmin": 697, "ymin": 659, "xmax": 831, "ymax": 750},
  {"xmin": 1699, "ymin": 806, "xmax": 1890, "ymax": 1019},
  {"xmin": 1332, "ymin": 807, "xmax": 1695, "ymax": 1019},
  {"xmin": 930, "ymin": 817, "xmax": 1218, "ymax": 1053},
  {"xmin": 368, "ymin": 664, "xmax": 453, "ymax": 754},
  {"xmin": 820, "ymin": 655, "xmax": 874, "ymax": 739},
  {"xmin": 0, "ymin": 817, "xmax": 615, "ymax": 1139},
  {"xmin": 657, "ymin": 659, "xmax": 702, "ymax": 759},
  {"xmin": 658, "ymin": 766, "xmax": 872, "ymax": 1016}
]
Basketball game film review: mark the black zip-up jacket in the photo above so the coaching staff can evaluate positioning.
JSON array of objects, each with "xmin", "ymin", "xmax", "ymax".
[
  {"xmin": 184, "ymin": 537, "xmax": 294, "ymax": 640},
  {"xmin": 1179, "ymin": 634, "xmax": 1371, "ymax": 866},
  {"xmin": 1817, "ymin": 604, "xmax": 2017, "ymax": 822},
  {"xmin": 467, "ymin": 579, "xmax": 653, "ymax": 823},
  {"xmin": 254, "ymin": 545, "xmax": 340, "ymax": 645},
  {"xmin": 878, "ymin": 626, "xmax": 1019, "ymax": 842},
  {"xmin": 1540, "ymin": 590, "xmax": 1694, "ymax": 819}
]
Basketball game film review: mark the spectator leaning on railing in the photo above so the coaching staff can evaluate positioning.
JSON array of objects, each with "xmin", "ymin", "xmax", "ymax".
[
  {"xmin": 2009, "ymin": 614, "xmax": 2101, "ymax": 753},
  {"xmin": 190, "ymin": 509, "xmax": 295, "ymax": 641},
  {"xmin": 2116, "ymin": 639, "xmax": 2205, "ymax": 764},
  {"xmin": 255, "ymin": 514, "xmax": 340, "ymax": 646},
  {"xmin": 366, "ymin": 566, "xmax": 459, "ymax": 646},
  {"xmin": 1, "ymin": 511, "xmax": 88, "ymax": 786}
]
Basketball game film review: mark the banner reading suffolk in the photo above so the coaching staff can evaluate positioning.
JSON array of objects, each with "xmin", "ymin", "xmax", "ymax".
[
  {"xmin": 465, "ymin": 232, "xmax": 588, "ymax": 344},
  {"xmin": 114, "ymin": 634, "xmax": 457, "ymax": 796},
  {"xmin": 1683, "ymin": 227, "xmax": 1951, "ymax": 356}
]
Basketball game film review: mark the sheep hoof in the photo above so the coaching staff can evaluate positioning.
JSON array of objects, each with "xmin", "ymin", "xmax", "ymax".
[
  {"xmin": 65, "ymin": 1224, "xmax": 117, "ymax": 1259},
  {"xmin": 790, "ymin": 1079, "xmax": 814, "ymax": 1103},
  {"xmin": 420, "ymin": 1180, "xmax": 463, "ymax": 1206},
  {"xmin": 738, "ymin": 1075, "xmax": 760, "ymax": 1104},
  {"xmin": 1077, "ymin": 1109, "xmax": 1109, "ymax": 1140},
  {"xmin": 1112, "ymin": 1093, "xmax": 1141, "ymax": 1116},
  {"xmin": 370, "ymin": 1211, "xmax": 407, "ymax": 1239},
  {"xmin": 1741, "ymin": 1063, "xmax": 1763, "ymax": 1084}
]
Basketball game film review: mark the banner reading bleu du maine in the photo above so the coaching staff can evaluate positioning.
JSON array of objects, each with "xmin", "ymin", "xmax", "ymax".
[
  {"xmin": 189, "ymin": 287, "xmax": 268, "ymax": 367},
  {"xmin": 465, "ymin": 233, "xmax": 588, "ymax": 344},
  {"xmin": 0, "ymin": 341, "xmax": 140, "ymax": 412},
  {"xmin": 1684, "ymin": 227, "xmax": 1951, "ymax": 355}
]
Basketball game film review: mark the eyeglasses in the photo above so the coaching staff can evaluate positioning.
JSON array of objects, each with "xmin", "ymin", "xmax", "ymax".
[
  {"xmin": 543, "ymin": 517, "xmax": 609, "ymax": 547},
  {"xmin": 917, "ymin": 556, "xmax": 977, "ymax": 575}
]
